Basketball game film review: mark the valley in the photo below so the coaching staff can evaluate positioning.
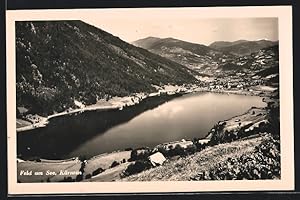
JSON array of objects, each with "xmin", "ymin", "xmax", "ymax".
[{"xmin": 16, "ymin": 20, "xmax": 280, "ymax": 183}]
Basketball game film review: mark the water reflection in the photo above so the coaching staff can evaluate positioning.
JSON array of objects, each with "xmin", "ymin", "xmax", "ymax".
[{"xmin": 68, "ymin": 92, "xmax": 266, "ymax": 158}]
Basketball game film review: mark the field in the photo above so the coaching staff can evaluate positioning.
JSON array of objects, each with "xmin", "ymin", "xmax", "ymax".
[
  {"xmin": 83, "ymin": 151, "xmax": 131, "ymax": 177},
  {"xmin": 222, "ymin": 108, "xmax": 268, "ymax": 132},
  {"xmin": 84, "ymin": 162, "xmax": 133, "ymax": 182}
]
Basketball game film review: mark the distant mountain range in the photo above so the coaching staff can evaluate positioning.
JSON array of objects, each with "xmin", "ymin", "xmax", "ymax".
[
  {"xmin": 132, "ymin": 37, "xmax": 278, "ymax": 73},
  {"xmin": 132, "ymin": 37, "xmax": 229, "ymax": 72},
  {"xmin": 16, "ymin": 21, "xmax": 196, "ymax": 116},
  {"xmin": 209, "ymin": 40, "xmax": 249, "ymax": 49},
  {"xmin": 133, "ymin": 37, "xmax": 213, "ymax": 53},
  {"xmin": 209, "ymin": 39, "xmax": 278, "ymax": 56}
]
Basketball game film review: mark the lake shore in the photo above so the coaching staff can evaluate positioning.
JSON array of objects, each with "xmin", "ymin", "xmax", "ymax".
[
  {"xmin": 17, "ymin": 86, "xmax": 278, "ymax": 182},
  {"xmin": 16, "ymin": 84, "xmax": 276, "ymax": 132},
  {"xmin": 16, "ymin": 105, "xmax": 274, "ymax": 182}
]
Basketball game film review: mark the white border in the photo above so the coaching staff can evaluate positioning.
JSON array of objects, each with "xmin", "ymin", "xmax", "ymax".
[{"xmin": 6, "ymin": 6, "xmax": 294, "ymax": 194}]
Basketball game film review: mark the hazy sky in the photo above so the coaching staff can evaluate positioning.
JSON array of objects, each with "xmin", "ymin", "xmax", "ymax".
[{"xmin": 83, "ymin": 9, "xmax": 278, "ymax": 45}]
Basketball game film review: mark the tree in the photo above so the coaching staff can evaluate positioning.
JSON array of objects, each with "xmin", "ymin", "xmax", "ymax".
[
  {"xmin": 110, "ymin": 161, "xmax": 120, "ymax": 168},
  {"xmin": 123, "ymin": 160, "xmax": 152, "ymax": 176}
]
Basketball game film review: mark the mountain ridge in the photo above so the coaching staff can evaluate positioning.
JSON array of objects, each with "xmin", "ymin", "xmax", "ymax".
[
  {"xmin": 132, "ymin": 37, "xmax": 278, "ymax": 74},
  {"xmin": 133, "ymin": 37, "xmax": 210, "ymax": 50},
  {"xmin": 16, "ymin": 20, "xmax": 196, "ymax": 116},
  {"xmin": 132, "ymin": 37, "xmax": 231, "ymax": 73},
  {"xmin": 209, "ymin": 39, "xmax": 278, "ymax": 55}
]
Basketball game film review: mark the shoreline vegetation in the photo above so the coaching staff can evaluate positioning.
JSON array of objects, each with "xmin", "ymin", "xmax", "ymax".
[
  {"xmin": 16, "ymin": 84, "xmax": 273, "ymax": 132},
  {"xmin": 17, "ymin": 84, "xmax": 279, "ymax": 183}
]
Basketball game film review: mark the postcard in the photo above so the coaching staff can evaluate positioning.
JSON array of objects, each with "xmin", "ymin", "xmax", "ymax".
[{"xmin": 6, "ymin": 6, "xmax": 294, "ymax": 194}]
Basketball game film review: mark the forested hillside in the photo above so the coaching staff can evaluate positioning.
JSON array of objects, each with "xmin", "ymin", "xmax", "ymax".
[{"xmin": 16, "ymin": 21, "xmax": 196, "ymax": 116}]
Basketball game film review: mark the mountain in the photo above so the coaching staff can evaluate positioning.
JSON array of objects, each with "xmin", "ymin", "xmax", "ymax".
[
  {"xmin": 209, "ymin": 40, "xmax": 248, "ymax": 49},
  {"xmin": 16, "ymin": 21, "xmax": 196, "ymax": 116},
  {"xmin": 132, "ymin": 37, "xmax": 162, "ymax": 49},
  {"xmin": 218, "ymin": 44, "xmax": 279, "ymax": 75},
  {"xmin": 132, "ymin": 37, "xmax": 232, "ymax": 73},
  {"xmin": 209, "ymin": 39, "xmax": 278, "ymax": 56}
]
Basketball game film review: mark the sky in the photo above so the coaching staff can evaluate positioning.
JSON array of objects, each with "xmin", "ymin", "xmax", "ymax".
[{"xmin": 82, "ymin": 8, "xmax": 278, "ymax": 45}]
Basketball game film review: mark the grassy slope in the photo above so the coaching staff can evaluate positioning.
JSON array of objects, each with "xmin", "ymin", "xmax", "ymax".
[
  {"xmin": 83, "ymin": 151, "xmax": 131, "ymax": 177},
  {"xmin": 122, "ymin": 134, "xmax": 268, "ymax": 181},
  {"xmin": 84, "ymin": 162, "xmax": 133, "ymax": 182}
]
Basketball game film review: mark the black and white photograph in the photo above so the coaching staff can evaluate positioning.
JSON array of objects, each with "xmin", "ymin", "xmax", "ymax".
[{"xmin": 6, "ymin": 6, "xmax": 294, "ymax": 194}]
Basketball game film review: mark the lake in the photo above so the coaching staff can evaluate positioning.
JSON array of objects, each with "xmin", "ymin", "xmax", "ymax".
[{"xmin": 17, "ymin": 92, "xmax": 266, "ymax": 160}]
